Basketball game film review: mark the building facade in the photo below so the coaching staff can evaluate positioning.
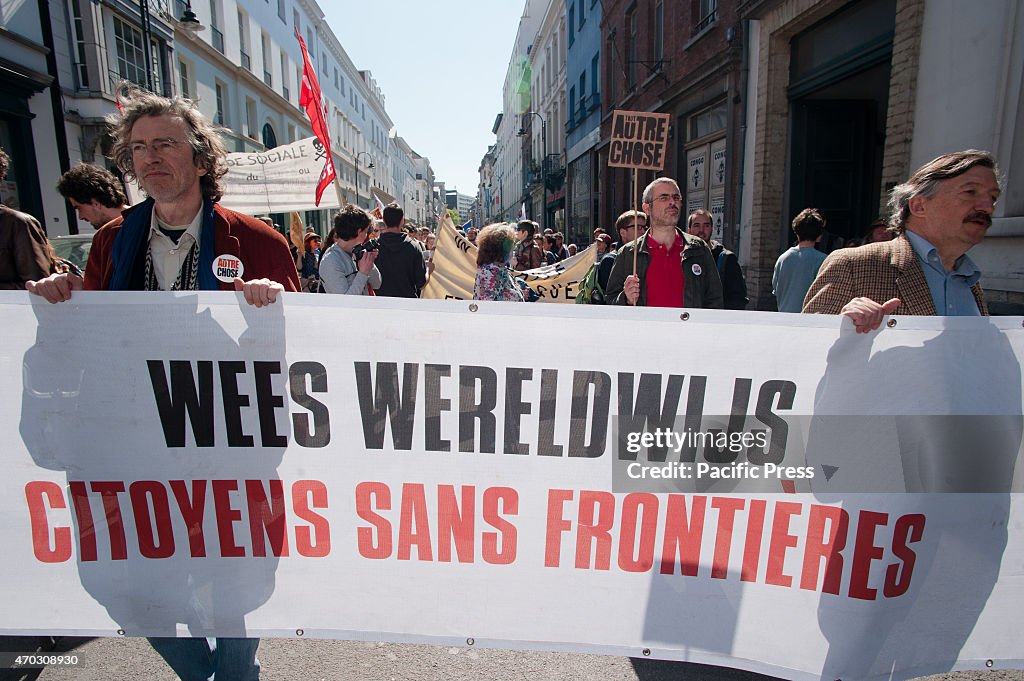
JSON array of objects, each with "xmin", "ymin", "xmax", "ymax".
[
  {"xmin": 477, "ymin": 144, "xmax": 498, "ymax": 227},
  {"xmin": 493, "ymin": 0, "xmax": 546, "ymax": 224},
  {"xmin": 0, "ymin": 0, "xmax": 68, "ymax": 232},
  {"xmin": 1, "ymin": 0, "xmax": 433, "ymax": 238},
  {"xmin": 598, "ymin": 0, "xmax": 745, "ymax": 255},
  {"xmin": 565, "ymin": 0, "xmax": 602, "ymax": 243},
  {"xmin": 525, "ymin": 0, "xmax": 566, "ymax": 232},
  {"xmin": 739, "ymin": 0, "xmax": 1024, "ymax": 311}
]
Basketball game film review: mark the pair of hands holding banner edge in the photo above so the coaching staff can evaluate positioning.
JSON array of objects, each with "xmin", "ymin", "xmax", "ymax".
[{"xmin": 26, "ymin": 272, "xmax": 285, "ymax": 308}]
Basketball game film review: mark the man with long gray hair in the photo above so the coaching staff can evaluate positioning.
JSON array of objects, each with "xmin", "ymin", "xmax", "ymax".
[
  {"xmin": 803, "ymin": 150, "xmax": 1000, "ymax": 330},
  {"xmin": 26, "ymin": 86, "xmax": 299, "ymax": 680},
  {"xmin": 29, "ymin": 87, "xmax": 298, "ymax": 302}
]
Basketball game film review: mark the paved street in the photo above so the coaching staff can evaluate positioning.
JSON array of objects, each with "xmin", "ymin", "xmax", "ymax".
[{"xmin": 1, "ymin": 636, "xmax": 1021, "ymax": 681}]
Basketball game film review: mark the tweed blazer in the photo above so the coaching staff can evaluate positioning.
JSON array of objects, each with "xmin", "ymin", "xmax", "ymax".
[{"xmin": 802, "ymin": 234, "xmax": 987, "ymax": 316}]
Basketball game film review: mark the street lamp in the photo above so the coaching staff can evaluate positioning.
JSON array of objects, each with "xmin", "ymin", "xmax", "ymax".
[
  {"xmin": 178, "ymin": 0, "xmax": 205, "ymax": 33},
  {"xmin": 354, "ymin": 151, "xmax": 374, "ymax": 209},
  {"xmin": 516, "ymin": 111, "xmax": 547, "ymax": 223}
]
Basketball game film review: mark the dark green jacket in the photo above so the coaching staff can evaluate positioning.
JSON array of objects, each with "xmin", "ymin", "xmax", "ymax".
[{"xmin": 605, "ymin": 228, "xmax": 724, "ymax": 309}]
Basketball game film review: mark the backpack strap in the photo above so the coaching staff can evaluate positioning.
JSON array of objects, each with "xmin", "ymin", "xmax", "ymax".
[{"xmin": 716, "ymin": 249, "xmax": 728, "ymax": 276}]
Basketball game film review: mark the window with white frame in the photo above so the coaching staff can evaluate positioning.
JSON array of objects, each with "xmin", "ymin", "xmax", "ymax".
[
  {"xmin": 70, "ymin": 0, "xmax": 90, "ymax": 88},
  {"xmin": 214, "ymin": 81, "xmax": 228, "ymax": 125},
  {"xmin": 695, "ymin": 0, "xmax": 718, "ymax": 33},
  {"xmin": 238, "ymin": 11, "xmax": 251, "ymax": 70},
  {"xmin": 246, "ymin": 97, "xmax": 257, "ymax": 139},
  {"xmin": 113, "ymin": 17, "xmax": 154, "ymax": 90},
  {"xmin": 280, "ymin": 50, "xmax": 290, "ymax": 100},
  {"xmin": 178, "ymin": 58, "xmax": 192, "ymax": 99}
]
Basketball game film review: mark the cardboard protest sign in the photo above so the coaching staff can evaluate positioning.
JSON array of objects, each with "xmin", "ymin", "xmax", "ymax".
[{"xmin": 608, "ymin": 110, "xmax": 672, "ymax": 170}]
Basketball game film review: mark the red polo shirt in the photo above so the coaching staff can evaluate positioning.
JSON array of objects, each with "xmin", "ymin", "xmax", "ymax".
[{"xmin": 645, "ymin": 232, "xmax": 685, "ymax": 307}]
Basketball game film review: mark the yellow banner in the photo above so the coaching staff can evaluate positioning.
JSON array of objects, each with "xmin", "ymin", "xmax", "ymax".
[{"xmin": 422, "ymin": 217, "xmax": 596, "ymax": 303}]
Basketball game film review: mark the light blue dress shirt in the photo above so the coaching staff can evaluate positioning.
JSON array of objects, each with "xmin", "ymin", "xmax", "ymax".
[{"xmin": 904, "ymin": 230, "xmax": 982, "ymax": 316}]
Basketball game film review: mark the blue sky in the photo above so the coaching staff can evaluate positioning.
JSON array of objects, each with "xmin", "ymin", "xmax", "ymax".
[{"xmin": 324, "ymin": 2, "xmax": 527, "ymax": 197}]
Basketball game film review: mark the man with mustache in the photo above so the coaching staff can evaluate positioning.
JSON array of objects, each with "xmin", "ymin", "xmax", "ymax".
[
  {"xmin": 803, "ymin": 150, "xmax": 999, "ymax": 330},
  {"xmin": 605, "ymin": 177, "xmax": 723, "ymax": 309}
]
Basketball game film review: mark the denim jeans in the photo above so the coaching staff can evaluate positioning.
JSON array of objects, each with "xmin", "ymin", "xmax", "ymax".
[{"xmin": 148, "ymin": 637, "xmax": 260, "ymax": 681}]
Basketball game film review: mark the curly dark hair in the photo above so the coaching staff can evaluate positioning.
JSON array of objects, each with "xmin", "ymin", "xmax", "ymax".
[
  {"xmin": 331, "ymin": 204, "xmax": 372, "ymax": 241},
  {"xmin": 791, "ymin": 208, "xmax": 826, "ymax": 242},
  {"xmin": 0, "ymin": 147, "xmax": 9, "ymax": 182},
  {"xmin": 107, "ymin": 85, "xmax": 228, "ymax": 202},
  {"xmin": 56, "ymin": 163, "xmax": 127, "ymax": 207},
  {"xmin": 476, "ymin": 224, "xmax": 516, "ymax": 266}
]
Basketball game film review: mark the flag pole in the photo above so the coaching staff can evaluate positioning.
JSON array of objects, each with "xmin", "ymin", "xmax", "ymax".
[{"xmin": 632, "ymin": 168, "xmax": 639, "ymax": 274}]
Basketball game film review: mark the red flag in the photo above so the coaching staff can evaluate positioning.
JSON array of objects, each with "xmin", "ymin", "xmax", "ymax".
[{"xmin": 296, "ymin": 29, "xmax": 336, "ymax": 206}]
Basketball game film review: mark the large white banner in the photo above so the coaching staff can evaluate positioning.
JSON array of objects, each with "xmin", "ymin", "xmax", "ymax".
[
  {"xmin": 422, "ymin": 217, "xmax": 597, "ymax": 302},
  {"xmin": 219, "ymin": 137, "xmax": 342, "ymax": 214},
  {"xmin": 2, "ymin": 292, "xmax": 1023, "ymax": 681}
]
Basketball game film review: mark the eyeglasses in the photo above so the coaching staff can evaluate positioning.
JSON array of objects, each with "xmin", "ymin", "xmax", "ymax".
[
  {"xmin": 626, "ymin": 223, "xmax": 647, "ymax": 230},
  {"xmin": 130, "ymin": 138, "xmax": 182, "ymax": 157},
  {"xmin": 651, "ymin": 193, "xmax": 682, "ymax": 203}
]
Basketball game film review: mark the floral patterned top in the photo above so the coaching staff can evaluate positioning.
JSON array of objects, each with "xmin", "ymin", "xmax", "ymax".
[{"xmin": 474, "ymin": 262, "xmax": 525, "ymax": 302}]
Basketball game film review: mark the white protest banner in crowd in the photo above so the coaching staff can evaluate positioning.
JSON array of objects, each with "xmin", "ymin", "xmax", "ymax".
[
  {"xmin": 122, "ymin": 137, "xmax": 342, "ymax": 212},
  {"xmin": 2, "ymin": 292, "xmax": 1023, "ymax": 681},
  {"xmin": 218, "ymin": 137, "xmax": 343, "ymax": 214},
  {"xmin": 421, "ymin": 216, "xmax": 597, "ymax": 303}
]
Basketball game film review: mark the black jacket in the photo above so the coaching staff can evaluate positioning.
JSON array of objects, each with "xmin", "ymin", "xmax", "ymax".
[
  {"xmin": 709, "ymin": 241, "xmax": 749, "ymax": 310},
  {"xmin": 374, "ymin": 231, "xmax": 426, "ymax": 298},
  {"xmin": 605, "ymin": 228, "xmax": 724, "ymax": 309}
]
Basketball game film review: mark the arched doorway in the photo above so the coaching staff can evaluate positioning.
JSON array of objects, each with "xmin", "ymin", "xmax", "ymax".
[{"xmin": 261, "ymin": 122, "xmax": 278, "ymax": 149}]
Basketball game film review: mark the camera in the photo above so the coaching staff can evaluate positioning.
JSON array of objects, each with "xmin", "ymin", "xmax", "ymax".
[{"xmin": 352, "ymin": 238, "xmax": 380, "ymax": 260}]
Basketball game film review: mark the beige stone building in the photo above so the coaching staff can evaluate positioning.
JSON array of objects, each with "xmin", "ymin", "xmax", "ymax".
[{"xmin": 739, "ymin": 0, "xmax": 1024, "ymax": 312}]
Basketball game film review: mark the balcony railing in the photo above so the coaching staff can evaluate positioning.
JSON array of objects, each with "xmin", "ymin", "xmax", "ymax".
[
  {"xmin": 211, "ymin": 26, "xmax": 224, "ymax": 53},
  {"xmin": 544, "ymin": 154, "xmax": 566, "ymax": 191},
  {"xmin": 695, "ymin": 8, "xmax": 717, "ymax": 33},
  {"xmin": 525, "ymin": 166, "xmax": 543, "ymax": 188},
  {"xmin": 240, "ymin": 50, "xmax": 251, "ymax": 71},
  {"xmin": 544, "ymin": 154, "xmax": 565, "ymax": 177}
]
